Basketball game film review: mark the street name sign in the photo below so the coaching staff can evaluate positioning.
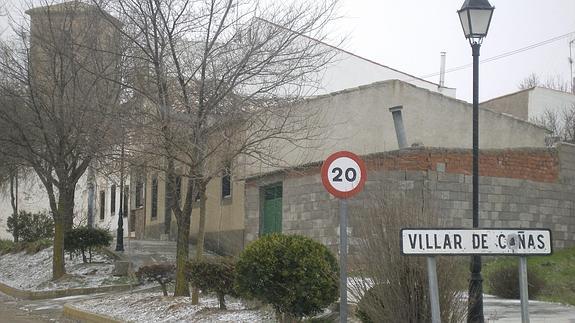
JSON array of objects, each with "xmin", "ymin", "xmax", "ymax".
[
  {"xmin": 401, "ymin": 228, "xmax": 552, "ymax": 256},
  {"xmin": 321, "ymin": 151, "xmax": 367, "ymax": 199}
]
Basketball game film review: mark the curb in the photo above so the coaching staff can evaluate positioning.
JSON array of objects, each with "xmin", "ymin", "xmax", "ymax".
[
  {"xmin": 0, "ymin": 281, "xmax": 134, "ymax": 300},
  {"xmin": 63, "ymin": 303, "xmax": 124, "ymax": 323}
]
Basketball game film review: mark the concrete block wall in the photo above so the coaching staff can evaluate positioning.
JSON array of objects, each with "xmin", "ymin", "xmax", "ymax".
[{"xmin": 244, "ymin": 144, "xmax": 575, "ymax": 256}]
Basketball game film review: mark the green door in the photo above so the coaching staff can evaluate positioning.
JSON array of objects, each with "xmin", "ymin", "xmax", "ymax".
[{"xmin": 261, "ymin": 184, "xmax": 282, "ymax": 235}]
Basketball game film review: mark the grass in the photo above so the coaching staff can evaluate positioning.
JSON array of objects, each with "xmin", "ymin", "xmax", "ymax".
[
  {"xmin": 0, "ymin": 238, "xmax": 52, "ymax": 255},
  {"xmin": 484, "ymin": 247, "xmax": 575, "ymax": 305},
  {"xmin": 0, "ymin": 239, "xmax": 15, "ymax": 255}
]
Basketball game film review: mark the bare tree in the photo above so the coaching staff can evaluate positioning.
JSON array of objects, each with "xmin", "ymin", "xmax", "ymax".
[
  {"xmin": 0, "ymin": 157, "xmax": 27, "ymax": 243},
  {"xmin": 0, "ymin": 1, "xmax": 122, "ymax": 279},
  {"xmin": 519, "ymin": 72, "xmax": 570, "ymax": 92},
  {"xmin": 92, "ymin": 0, "xmax": 338, "ymax": 297},
  {"xmin": 532, "ymin": 104, "xmax": 575, "ymax": 144}
]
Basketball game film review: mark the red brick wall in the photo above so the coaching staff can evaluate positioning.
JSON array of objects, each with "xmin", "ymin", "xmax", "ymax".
[
  {"xmin": 247, "ymin": 148, "xmax": 559, "ymax": 184},
  {"xmin": 365, "ymin": 148, "xmax": 558, "ymax": 183}
]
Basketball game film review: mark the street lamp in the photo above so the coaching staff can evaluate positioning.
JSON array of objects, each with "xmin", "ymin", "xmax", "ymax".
[
  {"xmin": 115, "ymin": 139, "xmax": 125, "ymax": 252},
  {"xmin": 458, "ymin": 0, "xmax": 494, "ymax": 322}
]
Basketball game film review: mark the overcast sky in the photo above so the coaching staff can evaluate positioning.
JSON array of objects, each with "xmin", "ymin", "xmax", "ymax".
[
  {"xmin": 3, "ymin": 0, "xmax": 575, "ymax": 103},
  {"xmin": 333, "ymin": 0, "xmax": 575, "ymax": 102}
]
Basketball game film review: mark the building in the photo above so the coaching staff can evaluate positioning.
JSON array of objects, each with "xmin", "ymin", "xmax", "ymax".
[
  {"xmin": 129, "ymin": 79, "xmax": 550, "ymax": 255},
  {"xmin": 481, "ymin": 86, "xmax": 575, "ymax": 122},
  {"xmin": 0, "ymin": 1, "xmax": 125, "ymax": 240},
  {"xmin": 245, "ymin": 144, "xmax": 575, "ymax": 259},
  {"xmin": 2, "ymin": 2, "xmax": 568, "ymax": 261}
]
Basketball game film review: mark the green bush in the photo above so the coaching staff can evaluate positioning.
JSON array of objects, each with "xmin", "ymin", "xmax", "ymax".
[
  {"xmin": 486, "ymin": 261, "xmax": 545, "ymax": 299},
  {"xmin": 136, "ymin": 263, "xmax": 175, "ymax": 296},
  {"xmin": 64, "ymin": 227, "xmax": 112, "ymax": 263},
  {"xmin": 187, "ymin": 258, "xmax": 237, "ymax": 309},
  {"xmin": 7, "ymin": 210, "xmax": 53, "ymax": 242},
  {"xmin": 0, "ymin": 239, "xmax": 15, "ymax": 255},
  {"xmin": 235, "ymin": 234, "xmax": 339, "ymax": 322},
  {"xmin": 24, "ymin": 238, "xmax": 52, "ymax": 254}
]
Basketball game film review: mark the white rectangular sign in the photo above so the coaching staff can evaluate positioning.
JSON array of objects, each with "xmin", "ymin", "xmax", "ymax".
[{"xmin": 401, "ymin": 228, "xmax": 552, "ymax": 256}]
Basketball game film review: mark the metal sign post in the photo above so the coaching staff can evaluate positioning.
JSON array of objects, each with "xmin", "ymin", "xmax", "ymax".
[
  {"xmin": 427, "ymin": 256, "xmax": 441, "ymax": 323},
  {"xmin": 519, "ymin": 256, "xmax": 530, "ymax": 323},
  {"xmin": 321, "ymin": 151, "xmax": 367, "ymax": 323},
  {"xmin": 339, "ymin": 198, "xmax": 348, "ymax": 323}
]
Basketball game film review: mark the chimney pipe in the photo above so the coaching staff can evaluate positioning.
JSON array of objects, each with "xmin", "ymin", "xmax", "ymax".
[
  {"xmin": 389, "ymin": 106, "xmax": 408, "ymax": 149},
  {"xmin": 439, "ymin": 52, "xmax": 446, "ymax": 90}
]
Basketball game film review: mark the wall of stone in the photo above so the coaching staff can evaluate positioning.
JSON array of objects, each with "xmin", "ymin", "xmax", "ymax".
[{"xmin": 244, "ymin": 144, "xmax": 575, "ymax": 258}]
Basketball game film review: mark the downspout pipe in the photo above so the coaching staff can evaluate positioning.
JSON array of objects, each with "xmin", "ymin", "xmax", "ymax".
[{"xmin": 389, "ymin": 105, "xmax": 408, "ymax": 149}]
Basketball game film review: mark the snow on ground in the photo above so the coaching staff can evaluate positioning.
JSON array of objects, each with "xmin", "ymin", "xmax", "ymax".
[
  {"xmin": 74, "ymin": 292, "xmax": 277, "ymax": 322},
  {"xmin": 0, "ymin": 247, "xmax": 129, "ymax": 291}
]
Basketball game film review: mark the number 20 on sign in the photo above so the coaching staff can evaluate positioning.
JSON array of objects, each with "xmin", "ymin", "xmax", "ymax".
[{"xmin": 321, "ymin": 151, "xmax": 367, "ymax": 199}]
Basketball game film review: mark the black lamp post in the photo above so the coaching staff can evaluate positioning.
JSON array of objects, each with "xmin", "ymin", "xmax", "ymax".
[
  {"xmin": 458, "ymin": 1, "xmax": 494, "ymax": 322},
  {"xmin": 115, "ymin": 140, "xmax": 125, "ymax": 252}
]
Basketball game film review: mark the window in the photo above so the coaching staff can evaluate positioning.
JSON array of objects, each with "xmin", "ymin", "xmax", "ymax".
[
  {"xmin": 135, "ymin": 181, "xmax": 143, "ymax": 208},
  {"xmin": 175, "ymin": 176, "xmax": 182, "ymax": 204},
  {"xmin": 123, "ymin": 185, "xmax": 129, "ymax": 217},
  {"xmin": 221, "ymin": 164, "xmax": 231, "ymax": 199},
  {"xmin": 151, "ymin": 176, "xmax": 158, "ymax": 219},
  {"xmin": 99, "ymin": 190, "xmax": 105, "ymax": 220},
  {"xmin": 110, "ymin": 184, "xmax": 116, "ymax": 215}
]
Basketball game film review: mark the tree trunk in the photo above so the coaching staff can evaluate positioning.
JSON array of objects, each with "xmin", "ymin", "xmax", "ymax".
[
  {"xmin": 52, "ymin": 185, "xmax": 76, "ymax": 280},
  {"xmin": 173, "ymin": 212, "xmax": 191, "ymax": 296},
  {"xmin": 164, "ymin": 159, "xmax": 174, "ymax": 238},
  {"xmin": 61, "ymin": 187, "xmax": 75, "ymax": 232},
  {"xmin": 191, "ymin": 181, "xmax": 207, "ymax": 304},
  {"xmin": 52, "ymin": 214, "xmax": 66, "ymax": 279},
  {"xmin": 9, "ymin": 172, "xmax": 18, "ymax": 243},
  {"xmin": 218, "ymin": 292, "xmax": 226, "ymax": 310}
]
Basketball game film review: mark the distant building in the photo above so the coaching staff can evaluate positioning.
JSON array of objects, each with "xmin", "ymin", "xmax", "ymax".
[{"xmin": 480, "ymin": 86, "xmax": 575, "ymax": 122}]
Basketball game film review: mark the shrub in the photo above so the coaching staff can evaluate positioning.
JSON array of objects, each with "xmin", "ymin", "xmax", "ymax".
[
  {"xmin": 64, "ymin": 227, "xmax": 113, "ymax": 263},
  {"xmin": 24, "ymin": 238, "xmax": 52, "ymax": 254},
  {"xmin": 485, "ymin": 261, "xmax": 545, "ymax": 299},
  {"xmin": 350, "ymin": 188, "xmax": 466, "ymax": 323},
  {"xmin": 187, "ymin": 258, "xmax": 237, "ymax": 309},
  {"xmin": 355, "ymin": 284, "xmax": 387, "ymax": 323},
  {"xmin": 136, "ymin": 263, "xmax": 175, "ymax": 296},
  {"xmin": 7, "ymin": 210, "xmax": 53, "ymax": 242},
  {"xmin": 0, "ymin": 239, "xmax": 15, "ymax": 255},
  {"xmin": 235, "ymin": 234, "xmax": 339, "ymax": 322}
]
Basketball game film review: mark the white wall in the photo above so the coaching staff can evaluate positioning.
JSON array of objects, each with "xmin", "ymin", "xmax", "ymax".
[
  {"xmin": 313, "ymin": 49, "xmax": 456, "ymax": 98},
  {"xmin": 242, "ymin": 79, "xmax": 547, "ymax": 177},
  {"xmin": 0, "ymin": 174, "xmax": 89, "ymax": 240},
  {"xmin": 528, "ymin": 87, "xmax": 575, "ymax": 121}
]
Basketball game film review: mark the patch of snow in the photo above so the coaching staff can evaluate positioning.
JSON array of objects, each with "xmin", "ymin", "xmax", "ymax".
[
  {"xmin": 0, "ymin": 247, "xmax": 129, "ymax": 291},
  {"xmin": 73, "ymin": 292, "xmax": 276, "ymax": 322}
]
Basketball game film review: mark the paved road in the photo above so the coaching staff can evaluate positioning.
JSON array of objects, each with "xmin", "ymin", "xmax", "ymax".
[
  {"xmin": 484, "ymin": 295, "xmax": 575, "ymax": 323},
  {"xmin": 0, "ymin": 291, "xmax": 106, "ymax": 323},
  {"xmin": 0, "ymin": 291, "xmax": 62, "ymax": 323}
]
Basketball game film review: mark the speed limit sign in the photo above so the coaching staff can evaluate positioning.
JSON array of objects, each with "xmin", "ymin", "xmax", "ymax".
[{"xmin": 321, "ymin": 151, "xmax": 367, "ymax": 199}]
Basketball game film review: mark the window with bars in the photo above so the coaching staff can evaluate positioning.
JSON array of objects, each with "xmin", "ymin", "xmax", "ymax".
[
  {"xmin": 151, "ymin": 176, "xmax": 158, "ymax": 219},
  {"xmin": 110, "ymin": 184, "xmax": 116, "ymax": 215},
  {"xmin": 135, "ymin": 181, "xmax": 143, "ymax": 208},
  {"xmin": 123, "ymin": 185, "xmax": 129, "ymax": 217},
  {"xmin": 221, "ymin": 164, "xmax": 231, "ymax": 200},
  {"xmin": 175, "ymin": 176, "xmax": 182, "ymax": 204},
  {"xmin": 99, "ymin": 190, "xmax": 105, "ymax": 220}
]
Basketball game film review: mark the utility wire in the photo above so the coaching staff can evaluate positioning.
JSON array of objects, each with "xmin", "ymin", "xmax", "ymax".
[{"xmin": 417, "ymin": 31, "xmax": 575, "ymax": 80}]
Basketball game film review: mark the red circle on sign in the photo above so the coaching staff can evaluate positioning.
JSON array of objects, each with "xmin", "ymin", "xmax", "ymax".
[{"xmin": 321, "ymin": 151, "xmax": 367, "ymax": 199}]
